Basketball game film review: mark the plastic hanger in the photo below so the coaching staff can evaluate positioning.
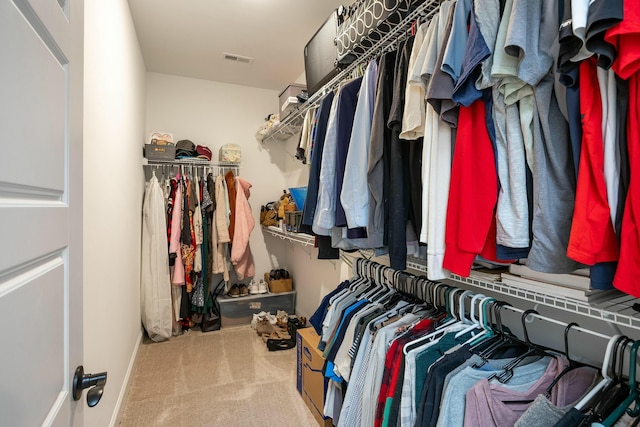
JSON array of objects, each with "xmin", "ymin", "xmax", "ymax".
[
  {"xmin": 465, "ymin": 296, "xmax": 497, "ymax": 346},
  {"xmin": 455, "ymin": 293, "xmax": 486, "ymax": 339},
  {"xmin": 545, "ymin": 322, "xmax": 582, "ymax": 398},
  {"xmin": 470, "ymin": 301, "xmax": 520, "ymax": 367},
  {"xmin": 602, "ymin": 340, "xmax": 640, "ymax": 426},
  {"xmin": 585, "ymin": 337, "xmax": 633, "ymax": 423},
  {"xmin": 489, "ymin": 309, "xmax": 547, "ymax": 384},
  {"xmin": 575, "ymin": 334, "xmax": 623, "ymax": 411}
]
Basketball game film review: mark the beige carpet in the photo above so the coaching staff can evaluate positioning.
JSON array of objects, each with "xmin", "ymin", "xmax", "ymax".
[{"xmin": 118, "ymin": 325, "xmax": 319, "ymax": 427}]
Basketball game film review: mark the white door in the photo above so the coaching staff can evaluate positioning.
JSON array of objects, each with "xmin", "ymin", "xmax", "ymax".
[{"xmin": 0, "ymin": 0, "xmax": 84, "ymax": 426}]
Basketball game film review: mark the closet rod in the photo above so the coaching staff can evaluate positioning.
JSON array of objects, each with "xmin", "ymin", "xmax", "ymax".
[
  {"xmin": 351, "ymin": 259, "xmax": 621, "ymax": 356},
  {"xmin": 143, "ymin": 160, "xmax": 240, "ymax": 175}
]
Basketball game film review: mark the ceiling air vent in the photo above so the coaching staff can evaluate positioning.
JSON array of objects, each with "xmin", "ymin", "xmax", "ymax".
[{"xmin": 223, "ymin": 52, "xmax": 254, "ymax": 64}]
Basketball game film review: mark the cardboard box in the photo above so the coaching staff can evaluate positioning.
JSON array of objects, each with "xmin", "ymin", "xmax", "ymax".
[
  {"xmin": 279, "ymin": 83, "xmax": 306, "ymax": 120},
  {"xmin": 264, "ymin": 273, "xmax": 293, "ymax": 293},
  {"xmin": 217, "ymin": 290, "xmax": 296, "ymax": 328},
  {"xmin": 296, "ymin": 327, "xmax": 333, "ymax": 427}
]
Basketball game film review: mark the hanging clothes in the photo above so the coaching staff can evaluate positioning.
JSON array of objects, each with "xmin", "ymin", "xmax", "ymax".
[
  {"xmin": 231, "ymin": 177, "xmax": 255, "ymax": 280},
  {"xmin": 140, "ymin": 174, "xmax": 172, "ymax": 342},
  {"xmin": 213, "ymin": 174, "xmax": 230, "ymax": 282}
]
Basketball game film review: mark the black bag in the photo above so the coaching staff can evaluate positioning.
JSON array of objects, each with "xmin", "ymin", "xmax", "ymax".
[{"xmin": 201, "ymin": 279, "xmax": 226, "ymax": 332}]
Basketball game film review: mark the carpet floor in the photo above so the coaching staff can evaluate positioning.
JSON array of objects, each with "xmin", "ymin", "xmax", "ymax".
[{"xmin": 118, "ymin": 325, "xmax": 319, "ymax": 427}]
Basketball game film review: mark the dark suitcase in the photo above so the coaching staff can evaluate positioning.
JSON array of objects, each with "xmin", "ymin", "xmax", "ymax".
[{"xmin": 304, "ymin": 10, "xmax": 356, "ymax": 96}]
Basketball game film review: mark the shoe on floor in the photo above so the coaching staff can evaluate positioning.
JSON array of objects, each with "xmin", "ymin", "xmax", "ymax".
[{"xmin": 228, "ymin": 284, "xmax": 240, "ymax": 298}]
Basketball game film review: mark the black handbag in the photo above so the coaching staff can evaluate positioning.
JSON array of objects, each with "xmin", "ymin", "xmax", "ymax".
[{"xmin": 201, "ymin": 279, "xmax": 226, "ymax": 332}]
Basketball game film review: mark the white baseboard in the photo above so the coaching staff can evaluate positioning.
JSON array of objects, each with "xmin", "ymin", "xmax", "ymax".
[{"xmin": 110, "ymin": 328, "xmax": 143, "ymax": 427}]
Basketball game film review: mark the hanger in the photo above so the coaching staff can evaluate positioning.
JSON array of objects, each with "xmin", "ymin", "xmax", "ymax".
[
  {"xmin": 464, "ymin": 296, "xmax": 497, "ymax": 346},
  {"xmin": 602, "ymin": 340, "xmax": 640, "ymax": 426},
  {"xmin": 455, "ymin": 293, "xmax": 487, "ymax": 339},
  {"xmin": 470, "ymin": 301, "xmax": 520, "ymax": 367},
  {"xmin": 602, "ymin": 341, "xmax": 640, "ymax": 427},
  {"xmin": 575, "ymin": 334, "xmax": 623, "ymax": 411},
  {"xmin": 545, "ymin": 322, "xmax": 582, "ymax": 398},
  {"xmin": 489, "ymin": 309, "xmax": 548, "ymax": 384},
  {"xmin": 585, "ymin": 337, "xmax": 633, "ymax": 423}
]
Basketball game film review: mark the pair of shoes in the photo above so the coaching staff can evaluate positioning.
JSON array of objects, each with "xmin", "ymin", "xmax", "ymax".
[
  {"xmin": 238, "ymin": 283, "xmax": 248, "ymax": 297},
  {"xmin": 228, "ymin": 284, "xmax": 240, "ymax": 298},
  {"xmin": 258, "ymin": 279, "xmax": 268, "ymax": 294},
  {"xmin": 269, "ymin": 269, "xmax": 290, "ymax": 280},
  {"xmin": 228, "ymin": 283, "xmax": 248, "ymax": 297},
  {"xmin": 248, "ymin": 279, "xmax": 260, "ymax": 295}
]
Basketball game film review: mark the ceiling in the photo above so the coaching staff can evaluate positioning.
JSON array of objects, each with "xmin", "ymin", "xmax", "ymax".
[{"xmin": 128, "ymin": 0, "xmax": 347, "ymax": 92}]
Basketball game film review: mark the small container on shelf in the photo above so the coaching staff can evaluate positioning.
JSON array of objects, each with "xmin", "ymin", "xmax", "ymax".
[
  {"xmin": 264, "ymin": 273, "xmax": 293, "ymax": 293},
  {"xmin": 219, "ymin": 144, "xmax": 241, "ymax": 163}
]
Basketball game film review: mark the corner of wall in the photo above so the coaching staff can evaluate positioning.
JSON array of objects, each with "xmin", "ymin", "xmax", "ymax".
[{"xmin": 110, "ymin": 329, "xmax": 143, "ymax": 427}]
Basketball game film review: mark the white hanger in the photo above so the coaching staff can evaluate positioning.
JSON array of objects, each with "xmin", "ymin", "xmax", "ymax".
[
  {"xmin": 455, "ymin": 293, "xmax": 486, "ymax": 338},
  {"xmin": 457, "ymin": 290, "xmax": 475, "ymax": 325},
  {"xmin": 461, "ymin": 296, "xmax": 496, "ymax": 346},
  {"xmin": 574, "ymin": 334, "xmax": 623, "ymax": 411}
]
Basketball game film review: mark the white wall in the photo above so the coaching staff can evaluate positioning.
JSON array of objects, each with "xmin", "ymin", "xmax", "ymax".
[
  {"xmin": 84, "ymin": 1, "xmax": 147, "ymax": 425},
  {"xmin": 145, "ymin": 73, "xmax": 290, "ymax": 278},
  {"xmin": 274, "ymin": 133, "xmax": 351, "ymax": 319}
]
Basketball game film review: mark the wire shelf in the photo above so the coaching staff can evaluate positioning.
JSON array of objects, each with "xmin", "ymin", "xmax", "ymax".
[
  {"xmin": 405, "ymin": 256, "xmax": 640, "ymax": 331},
  {"xmin": 143, "ymin": 158, "xmax": 240, "ymax": 168},
  {"xmin": 262, "ymin": 226, "xmax": 315, "ymax": 247},
  {"xmin": 260, "ymin": 0, "xmax": 441, "ymax": 144}
]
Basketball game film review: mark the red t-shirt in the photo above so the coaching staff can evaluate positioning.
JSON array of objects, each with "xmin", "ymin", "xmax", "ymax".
[
  {"xmin": 567, "ymin": 58, "xmax": 619, "ymax": 265},
  {"xmin": 443, "ymin": 100, "xmax": 499, "ymax": 276},
  {"xmin": 605, "ymin": 1, "xmax": 640, "ymax": 296}
]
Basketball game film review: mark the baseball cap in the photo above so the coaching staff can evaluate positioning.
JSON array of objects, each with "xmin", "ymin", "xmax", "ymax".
[
  {"xmin": 175, "ymin": 139, "xmax": 196, "ymax": 158},
  {"xmin": 196, "ymin": 145, "xmax": 212, "ymax": 161}
]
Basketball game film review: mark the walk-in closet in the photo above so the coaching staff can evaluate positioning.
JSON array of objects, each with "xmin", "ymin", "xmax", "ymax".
[{"xmin": 4, "ymin": 0, "xmax": 640, "ymax": 426}]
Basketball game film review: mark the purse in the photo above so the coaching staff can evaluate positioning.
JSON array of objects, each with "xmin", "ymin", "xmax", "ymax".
[{"xmin": 201, "ymin": 279, "xmax": 226, "ymax": 332}]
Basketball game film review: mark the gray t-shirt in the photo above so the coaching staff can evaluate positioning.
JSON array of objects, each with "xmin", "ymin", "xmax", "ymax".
[{"xmin": 436, "ymin": 356, "xmax": 552, "ymax": 427}]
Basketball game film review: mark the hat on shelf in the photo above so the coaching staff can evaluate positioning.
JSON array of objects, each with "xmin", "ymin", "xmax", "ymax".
[
  {"xmin": 175, "ymin": 139, "xmax": 196, "ymax": 158},
  {"xmin": 196, "ymin": 145, "xmax": 212, "ymax": 161}
]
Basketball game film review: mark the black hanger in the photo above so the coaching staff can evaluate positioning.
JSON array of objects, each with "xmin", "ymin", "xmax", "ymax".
[
  {"xmin": 545, "ymin": 322, "xmax": 585, "ymax": 399},
  {"xmin": 490, "ymin": 309, "xmax": 547, "ymax": 384}
]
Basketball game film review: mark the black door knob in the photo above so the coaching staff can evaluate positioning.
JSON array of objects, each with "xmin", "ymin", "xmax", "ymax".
[{"xmin": 73, "ymin": 365, "xmax": 107, "ymax": 407}]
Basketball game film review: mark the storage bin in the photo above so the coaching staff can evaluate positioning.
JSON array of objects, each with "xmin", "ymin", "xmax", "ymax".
[
  {"xmin": 218, "ymin": 290, "xmax": 296, "ymax": 328},
  {"xmin": 219, "ymin": 144, "xmax": 241, "ymax": 163},
  {"xmin": 288, "ymin": 186, "xmax": 308, "ymax": 211},
  {"xmin": 144, "ymin": 143, "xmax": 176, "ymax": 160},
  {"xmin": 279, "ymin": 83, "xmax": 306, "ymax": 120},
  {"xmin": 264, "ymin": 273, "xmax": 294, "ymax": 293},
  {"xmin": 285, "ymin": 210, "xmax": 303, "ymax": 233}
]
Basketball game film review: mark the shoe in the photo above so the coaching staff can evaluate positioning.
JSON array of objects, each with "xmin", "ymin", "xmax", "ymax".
[
  {"xmin": 228, "ymin": 284, "xmax": 240, "ymax": 298},
  {"xmin": 238, "ymin": 283, "xmax": 249, "ymax": 297},
  {"xmin": 256, "ymin": 318, "xmax": 275, "ymax": 335},
  {"xmin": 281, "ymin": 269, "xmax": 290, "ymax": 279},
  {"xmin": 258, "ymin": 279, "xmax": 268, "ymax": 294},
  {"xmin": 249, "ymin": 279, "xmax": 259, "ymax": 295}
]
